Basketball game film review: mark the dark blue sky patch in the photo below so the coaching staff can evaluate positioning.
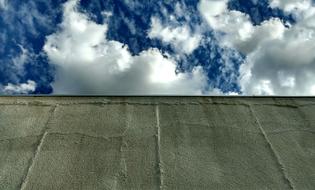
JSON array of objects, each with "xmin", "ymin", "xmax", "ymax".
[
  {"xmin": 0, "ymin": 0, "xmax": 66, "ymax": 93},
  {"xmin": 178, "ymin": 32, "xmax": 244, "ymax": 93},
  {"xmin": 23, "ymin": 54, "xmax": 55, "ymax": 94}
]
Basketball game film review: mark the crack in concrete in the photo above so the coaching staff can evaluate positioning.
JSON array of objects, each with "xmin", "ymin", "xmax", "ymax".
[
  {"xmin": 20, "ymin": 132, "xmax": 48, "ymax": 190},
  {"xmin": 59, "ymin": 101, "xmax": 202, "ymax": 106},
  {"xmin": 299, "ymin": 103, "xmax": 315, "ymax": 107},
  {"xmin": 19, "ymin": 105, "xmax": 57, "ymax": 190},
  {"xmin": 155, "ymin": 105, "xmax": 164, "ymax": 190},
  {"xmin": 116, "ymin": 103, "xmax": 130, "ymax": 185},
  {"xmin": 122, "ymin": 103, "xmax": 131, "ymax": 137},
  {"xmin": 111, "ymin": 136, "xmax": 127, "ymax": 190},
  {"xmin": 163, "ymin": 122, "xmax": 212, "ymax": 128},
  {"xmin": 48, "ymin": 132, "xmax": 125, "ymax": 142},
  {"xmin": 249, "ymin": 105, "xmax": 295, "ymax": 190},
  {"xmin": 0, "ymin": 135, "xmax": 42, "ymax": 143},
  {"xmin": 0, "ymin": 132, "xmax": 128, "ymax": 143},
  {"xmin": 252, "ymin": 103, "xmax": 299, "ymax": 109},
  {"xmin": 0, "ymin": 103, "xmax": 52, "ymax": 106},
  {"xmin": 268, "ymin": 129, "xmax": 315, "ymax": 135},
  {"xmin": 0, "ymin": 101, "xmax": 199, "ymax": 106}
]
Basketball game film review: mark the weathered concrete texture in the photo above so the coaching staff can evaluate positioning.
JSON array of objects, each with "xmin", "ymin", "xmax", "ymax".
[
  {"xmin": 253, "ymin": 105, "xmax": 315, "ymax": 189},
  {"xmin": 160, "ymin": 104, "xmax": 289, "ymax": 189},
  {"xmin": 0, "ymin": 105, "xmax": 52, "ymax": 190},
  {"xmin": 0, "ymin": 97, "xmax": 315, "ymax": 190}
]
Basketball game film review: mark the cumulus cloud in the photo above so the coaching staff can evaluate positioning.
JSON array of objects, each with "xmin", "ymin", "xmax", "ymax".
[
  {"xmin": 1, "ymin": 80, "xmax": 36, "ymax": 94},
  {"xmin": 269, "ymin": 0, "xmax": 312, "ymax": 12},
  {"xmin": 44, "ymin": 0, "xmax": 212, "ymax": 95},
  {"xmin": 148, "ymin": 17, "xmax": 201, "ymax": 54},
  {"xmin": 199, "ymin": 0, "xmax": 315, "ymax": 95},
  {"xmin": 199, "ymin": 0, "xmax": 285, "ymax": 54}
]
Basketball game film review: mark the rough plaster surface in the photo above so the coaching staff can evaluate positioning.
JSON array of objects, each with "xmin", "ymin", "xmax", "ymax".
[{"xmin": 0, "ymin": 97, "xmax": 314, "ymax": 189}]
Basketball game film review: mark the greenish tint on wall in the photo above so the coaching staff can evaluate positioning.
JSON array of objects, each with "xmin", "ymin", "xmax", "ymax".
[{"xmin": 0, "ymin": 97, "xmax": 314, "ymax": 190}]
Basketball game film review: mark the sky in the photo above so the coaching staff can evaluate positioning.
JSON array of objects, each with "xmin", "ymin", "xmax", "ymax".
[{"xmin": 0, "ymin": 0, "xmax": 315, "ymax": 95}]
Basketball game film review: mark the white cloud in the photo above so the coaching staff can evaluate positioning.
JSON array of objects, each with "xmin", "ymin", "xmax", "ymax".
[
  {"xmin": 198, "ymin": 0, "xmax": 250, "ymax": 36},
  {"xmin": 148, "ymin": 17, "xmax": 201, "ymax": 54},
  {"xmin": 199, "ymin": 0, "xmax": 315, "ymax": 95},
  {"xmin": 2, "ymin": 80, "xmax": 36, "ymax": 94},
  {"xmin": 239, "ymin": 25, "xmax": 315, "ymax": 95},
  {"xmin": 269, "ymin": 0, "xmax": 312, "ymax": 12},
  {"xmin": 12, "ymin": 45, "xmax": 30, "ymax": 75},
  {"xmin": 44, "ymin": 0, "xmax": 213, "ymax": 95},
  {"xmin": 199, "ymin": 0, "xmax": 285, "ymax": 54},
  {"xmin": 0, "ymin": 0, "xmax": 7, "ymax": 10},
  {"xmin": 199, "ymin": 0, "xmax": 227, "ymax": 18},
  {"xmin": 239, "ymin": 3, "xmax": 315, "ymax": 96}
]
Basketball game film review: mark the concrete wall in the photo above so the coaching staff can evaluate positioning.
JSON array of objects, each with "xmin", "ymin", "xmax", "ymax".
[{"xmin": 0, "ymin": 97, "xmax": 314, "ymax": 189}]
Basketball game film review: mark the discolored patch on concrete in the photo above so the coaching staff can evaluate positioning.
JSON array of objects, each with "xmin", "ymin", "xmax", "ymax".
[{"xmin": 0, "ymin": 97, "xmax": 314, "ymax": 189}]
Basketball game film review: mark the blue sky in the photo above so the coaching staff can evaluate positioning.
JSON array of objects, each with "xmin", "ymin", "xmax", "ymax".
[{"xmin": 0, "ymin": 0, "xmax": 315, "ymax": 95}]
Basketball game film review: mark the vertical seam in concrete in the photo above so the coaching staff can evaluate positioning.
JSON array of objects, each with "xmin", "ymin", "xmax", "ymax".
[
  {"xmin": 117, "ymin": 103, "xmax": 129, "ymax": 186},
  {"xmin": 249, "ymin": 105, "xmax": 295, "ymax": 190},
  {"xmin": 155, "ymin": 105, "xmax": 164, "ymax": 190},
  {"xmin": 19, "ymin": 105, "xmax": 57, "ymax": 190}
]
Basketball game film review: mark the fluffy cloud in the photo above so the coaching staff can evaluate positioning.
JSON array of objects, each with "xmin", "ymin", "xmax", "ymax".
[
  {"xmin": 44, "ymin": 0, "xmax": 211, "ymax": 95},
  {"xmin": 269, "ymin": 0, "xmax": 312, "ymax": 12},
  {"xmin": 148, "ymin": 17, "xmax": 201, "ymax": 54},
  {"xmin": 1, "ymin": 80, "xmax": 36, "ymax": 94},
  {"xmin": 199, "ymin": 0, "xmax": 285, "ymax": 54},
  {"xmin": 199, "ymin": 0, "xmax": 315, "ymax": 95}
]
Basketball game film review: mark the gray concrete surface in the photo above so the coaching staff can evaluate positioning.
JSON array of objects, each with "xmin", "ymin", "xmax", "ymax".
[{"xmin": 0, "ymin": 97, "xmax": 314, "ymax": 189}]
